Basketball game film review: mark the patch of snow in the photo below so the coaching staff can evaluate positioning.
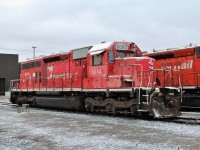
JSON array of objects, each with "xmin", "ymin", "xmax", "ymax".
[{"xmin": 88, "ymin": 42, "xmax": 113, "ymax": 53}]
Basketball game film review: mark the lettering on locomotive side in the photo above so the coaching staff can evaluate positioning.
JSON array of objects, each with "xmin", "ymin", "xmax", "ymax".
[
  {"xmin": 161, "ymin": 59, "xmax": 193, "ymax": 70},
  {"xmin": 174, "ymin": 60, "xmax": 193, "ymax": 70},
  {"xmin": 92, "ymin": 68, "xmax": 102, "ymax": 75},
  {"xmin": 47, "ymin": 66, "xmax": 54, "ymax": 77}
]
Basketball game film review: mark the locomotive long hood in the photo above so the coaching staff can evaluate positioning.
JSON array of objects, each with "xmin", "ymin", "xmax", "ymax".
[
  {"xmin": 144, "ymin": 47, "xmax": 195, "ymax": 59},
  {"xmin": 115, "ymin": 56, "xmax": 155, "ymax": 71}
]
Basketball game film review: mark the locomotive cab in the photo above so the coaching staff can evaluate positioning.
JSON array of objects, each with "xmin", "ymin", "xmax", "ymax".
[{"xmin": 86, "ymin": 41, "xmax": 181, "ymax": 118}]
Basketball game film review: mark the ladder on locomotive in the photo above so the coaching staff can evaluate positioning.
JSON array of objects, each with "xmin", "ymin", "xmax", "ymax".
[
  {"xmin": 128, "ymin": 64, "xmax": 152, "ymax": 112},
  {"xmin": 137, "ymin": 70, "xmax": 152, "ymax": 112},
  {"xmin": 136, "ymin": 67, "xmax": 180, "ymax": 111}
]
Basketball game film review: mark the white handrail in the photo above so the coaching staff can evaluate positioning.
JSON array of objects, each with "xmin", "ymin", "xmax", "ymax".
[{"xmin": 130, "ymin": 64, "xmax": 144, "ymax": 105}]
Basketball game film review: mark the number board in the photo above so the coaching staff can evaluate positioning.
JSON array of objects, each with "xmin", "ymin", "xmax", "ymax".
[{"xmin": 115, "ymin": 45, "xmax": 129, "ymax": 50}]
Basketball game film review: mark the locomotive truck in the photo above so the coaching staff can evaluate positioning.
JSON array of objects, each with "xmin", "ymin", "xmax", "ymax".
[
  {"xmin": 144, "ymin": 44, "xmax": 200, "ymax": 108},
  {"xmin": 10, "ymin": 41, "xmax": 181, "ymax": 118}
]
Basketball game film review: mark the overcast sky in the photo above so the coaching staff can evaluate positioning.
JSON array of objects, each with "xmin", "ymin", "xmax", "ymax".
[{"xmin": 0, "ymin": 0, "xmax": 200, "ymax": 61}]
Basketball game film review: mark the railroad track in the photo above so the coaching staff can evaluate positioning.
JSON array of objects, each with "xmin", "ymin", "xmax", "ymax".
[
  {"xmin": 164, "ymin": 117, "xmax": 200, "ymax": 125},
  {"xmin": 176, "ymin": 111, "xmax": 200, "ymax": 124},
  {"xmin": 151, "ymin": 111, "xmax": 200, "ymax": 125},
  {"xmin": 88, "ymin": 111, "xmax": 200, "ymax": 125},
  {"xmin": 1, "ymin": 101, "xmax": 200, "ymax": 125}
]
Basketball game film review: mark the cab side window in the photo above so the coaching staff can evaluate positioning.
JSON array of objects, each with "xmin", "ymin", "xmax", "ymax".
[
  {"xmin": 109, "ymin": 50, "xmax": 114, "ymax": 63},
  {"xmin": 195, "ymin": 46, "xmax": 200, "ymax": 58},
  {"xmin": 92, "ymin": 54, "xmax": 102, "ymax": 66}
]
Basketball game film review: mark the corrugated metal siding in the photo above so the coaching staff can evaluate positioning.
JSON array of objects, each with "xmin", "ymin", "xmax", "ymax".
[
  {"xmin": 0, "ymin": 54, "xmax": 19, "ymax": 91},
  {"xmin": 72, "ymin": 46, "xmax": 92, "ymax": 60}
]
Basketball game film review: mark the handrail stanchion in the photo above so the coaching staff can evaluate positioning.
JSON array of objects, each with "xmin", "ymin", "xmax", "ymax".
[{"xmin": 130, "ymin": 64, "xmax": 143, "ymax": 105}]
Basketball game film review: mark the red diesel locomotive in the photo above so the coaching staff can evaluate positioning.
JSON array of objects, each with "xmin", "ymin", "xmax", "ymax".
[
  {"xmin": 10, "ymin": 41, "xmax": 181, "ymax": 118},
  {"xmin": 144, "ymin": 44, "xmax": 200, "ymax": 108}
]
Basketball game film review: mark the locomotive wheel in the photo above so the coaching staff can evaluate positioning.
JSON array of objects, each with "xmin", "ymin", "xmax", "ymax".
[
  {"xmin": 130, "ymin": 105, "xmax": 137, "ymax": 115},
  {"xmin": 105, "ymin": 103, "xmax": 116, "ymax": 114},
  {"xmin": 105, "ymin": 103, "xmax": 112, "ymax": 113},
  {"xmin": 85, "ymin": 102, "xmax": 94, "ymax": 112}
]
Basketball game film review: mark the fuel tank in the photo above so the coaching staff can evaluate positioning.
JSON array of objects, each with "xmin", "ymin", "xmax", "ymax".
[{"xmin": 35, "ymin": 96, "xmax": 84, "ymax": 110}]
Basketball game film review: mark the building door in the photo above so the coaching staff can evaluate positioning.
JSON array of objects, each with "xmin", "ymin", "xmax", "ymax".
[{"xmin": 0, "ymin": 78, "xmax": 5, "ymax": 95}]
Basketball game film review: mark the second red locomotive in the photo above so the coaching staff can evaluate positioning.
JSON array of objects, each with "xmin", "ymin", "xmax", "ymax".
[
  {"xmin": 10, "ymin": 41, "xmax": 181, "ymax": 118},
  {"xmin": 144, "ymin": 44, "xmax": 200, "ymax": 108}
]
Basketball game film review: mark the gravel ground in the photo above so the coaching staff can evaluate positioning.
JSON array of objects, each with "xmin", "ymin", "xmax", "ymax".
[{"xmin": 0, "ymin": 97, "xmax": 200, "ymax": 150}]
